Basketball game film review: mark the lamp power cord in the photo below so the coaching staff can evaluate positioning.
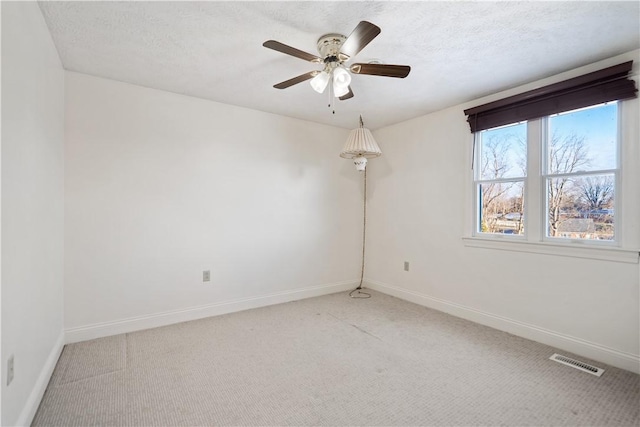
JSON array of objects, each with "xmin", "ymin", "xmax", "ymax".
[{"xmin": 349, "ymin": 167, "xmax": 371, "ymax": 299}]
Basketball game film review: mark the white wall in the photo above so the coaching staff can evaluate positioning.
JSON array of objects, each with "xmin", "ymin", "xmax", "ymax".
[
  {"xmin": 64, "ymin": 72, "xmax": 362, "ymax": 339},
  {"xmin": 1, "ymin": 2, "xmax": 65, "ymax": 425},
  {"xmin": 366, "ymin": 51, "xmax": 640, "ymax": 373}
]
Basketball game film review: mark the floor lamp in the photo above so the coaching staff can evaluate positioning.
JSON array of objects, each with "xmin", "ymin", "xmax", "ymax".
[{"xmin": 340, "ymin": 116, "xmax": 382, "ymax": 298}]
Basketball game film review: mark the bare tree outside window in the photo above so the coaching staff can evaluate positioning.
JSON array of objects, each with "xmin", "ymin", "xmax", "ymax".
[
  {"xmin": 577, "ymin": 175, "xmax": 614, "ymax": 211},
  {"xmin": 546, "ymin": 131, "xmax": 590, "ymax": 237}
]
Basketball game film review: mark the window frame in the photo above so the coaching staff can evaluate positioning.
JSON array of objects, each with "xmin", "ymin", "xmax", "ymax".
[
  {"xmin": 540, "ymin": 103, "xmax": 621, "ymax": 246},
  {"xmin": 468, "ymin": 102, "xmax": 636, "ymax": 261},
  {"xmin": 472, "ymin": 121, "xmax": 528, "ymax": 240}
]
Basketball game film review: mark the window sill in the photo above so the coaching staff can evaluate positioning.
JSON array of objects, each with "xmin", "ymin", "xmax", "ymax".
[{"xmin": 462, "ymin": 237, "xmax": 639, "ymax": 264}]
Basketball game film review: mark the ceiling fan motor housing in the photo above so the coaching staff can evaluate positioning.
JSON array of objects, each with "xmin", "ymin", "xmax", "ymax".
[{"xmin": 317, "ymin": 34, "xmax": 348, "ymax": 64}]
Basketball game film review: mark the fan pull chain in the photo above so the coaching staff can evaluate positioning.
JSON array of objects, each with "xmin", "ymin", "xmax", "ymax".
[{"xmin": 328, "ymin": 75, "xmax": 335, "ymax": 114}]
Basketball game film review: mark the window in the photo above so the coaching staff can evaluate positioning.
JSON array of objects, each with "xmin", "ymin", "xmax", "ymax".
[
  {"xmin": 473, "ymin": 103, "xmax": 618, "ymax": 242},
  {"xmin": 544, "ymin": 103, "xmax": 618, "ymax": 241},
  {"xmin": 474, "ymin": 122, "xmax": 527, "ymax": 236},
  {"xmin": 464, "ymin": 60, "xmax": 636, "ymax": 253}
]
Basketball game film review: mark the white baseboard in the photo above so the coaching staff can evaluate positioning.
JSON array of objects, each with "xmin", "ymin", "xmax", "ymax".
[
  {"xmin": 65, "ymin": 280, "xmax": 357, "ymax": 344},
  {"xmin": 15, "ymin": 331, "xmax": 65, "ymax": 427},
  {"xmin": 365, "ymin": 279, "xmax": 640, "ymax": 374}
]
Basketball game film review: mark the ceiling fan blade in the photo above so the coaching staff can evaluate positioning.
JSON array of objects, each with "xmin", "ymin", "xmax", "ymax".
[
  {"xmin": 273, "ymin": 71, "xmax": 319, "ymax": 89},
  {"xmin": 338, "ymin": 86, "xmax": 354, "ymax": 101},
  {"xmin": 263, "ymin": 40, "xmax": 322, "ymax": 63},
  {"xmin": 339, "ymin": 21, "xmax": 381, "ymax": 59},
  {"xmin": 350, "ymin": 63, "xmax": 411, "ymax": 78}
]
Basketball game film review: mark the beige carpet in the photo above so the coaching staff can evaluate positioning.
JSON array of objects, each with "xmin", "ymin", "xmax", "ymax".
[{"xmin": 34, "ymin": 290, "xmax": 639, "ymax": 426}]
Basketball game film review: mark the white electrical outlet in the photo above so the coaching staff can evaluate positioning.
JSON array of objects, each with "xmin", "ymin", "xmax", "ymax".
[
  {"xmin": 203, "ymin": 270, "xmax": 211, "ymax": 282},
  {"xmin": 404, "ymin": 261, "xmax": 410, "ymax": 272},
  {"xmin": 7, "ymin": 355, "xmax": 14, "ymax": 386}
]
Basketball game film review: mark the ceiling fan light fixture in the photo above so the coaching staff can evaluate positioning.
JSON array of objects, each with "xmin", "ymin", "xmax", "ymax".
[
  {"xmin": 333, "ymin": 66, "xmax": 351, "ymax": 89},
  {"xmin": 310, "ymin": 71, "xmax": 330, "ymax": 93}
]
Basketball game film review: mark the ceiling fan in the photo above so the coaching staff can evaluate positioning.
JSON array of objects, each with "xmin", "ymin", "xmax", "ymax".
[{"xmin": 263, "ymin": 21, "xmax": 411, "ymax": 101}]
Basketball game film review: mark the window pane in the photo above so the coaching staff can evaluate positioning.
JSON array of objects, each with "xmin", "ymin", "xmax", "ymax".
[
  {"xmin": 478, "ymin": 181, "xmax": 524, "ymax": 235},
  {"xmin": 547, "ymin": 174, "xmax": 615, "ymax": 240},
  {"xmin": 478, "ymin": 122, "xmax": 527, "ymax": 180},
  {"xmin": 547, "ymin": 103, "xmax": 617, "ymax": 173}
]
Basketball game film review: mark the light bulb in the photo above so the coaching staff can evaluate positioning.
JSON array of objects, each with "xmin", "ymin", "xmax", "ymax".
[
  {"xmin": 333, "ymin": 67, "xmax": 351, "ymax": 90},
  {"xmin": 310, "ymin": 71, "xmax": 330, "ymax": 93}
]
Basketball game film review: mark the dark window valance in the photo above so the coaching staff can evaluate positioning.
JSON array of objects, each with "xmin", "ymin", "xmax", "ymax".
[{"xmin": 464, "ymin": 61, "xmax": 637, "ymax": 133}]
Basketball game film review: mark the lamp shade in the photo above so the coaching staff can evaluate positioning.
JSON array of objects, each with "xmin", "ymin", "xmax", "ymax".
[
  {"xmin": 310, "ymin": 71, "xmax": 330, "ymax": 93},
  {"xmin": 340, "ymin": 127, "xmax": 382, "ymax": 160},
  {"xmin": 333, "ymin": 67, "xmax": 351, "ymax": 90}
]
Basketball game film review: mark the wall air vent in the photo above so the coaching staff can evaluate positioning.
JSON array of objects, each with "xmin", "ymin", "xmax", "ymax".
[{"xmin": 549, "ymin": 353, "xmax": 604, "ymax": 377}]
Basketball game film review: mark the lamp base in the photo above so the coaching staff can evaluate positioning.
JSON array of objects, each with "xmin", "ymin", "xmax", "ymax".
[{"xmin": 353, "ymin": 156, "xmax": 367, "ymax": 171}]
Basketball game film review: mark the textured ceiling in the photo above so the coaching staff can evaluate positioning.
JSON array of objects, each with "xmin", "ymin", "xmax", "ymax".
[{"xmin": 39, "ymin": 1, "xmax": 640, "ymax": 130}]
